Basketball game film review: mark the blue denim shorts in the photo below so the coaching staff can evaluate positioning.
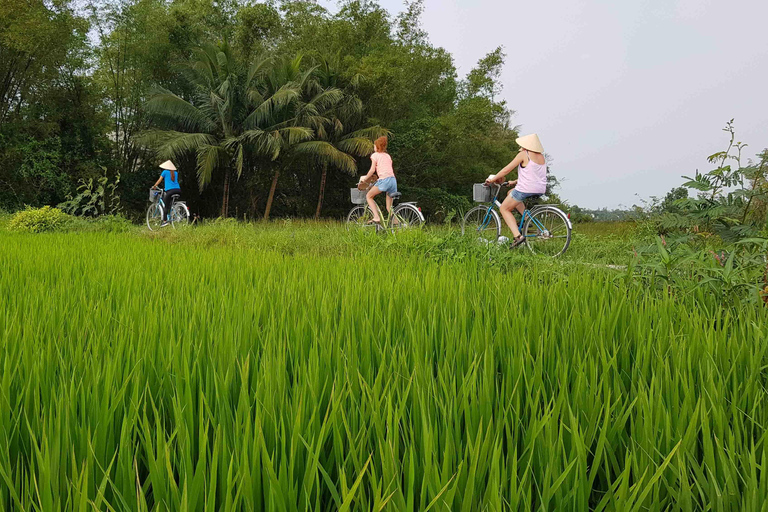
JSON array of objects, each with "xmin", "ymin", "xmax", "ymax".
[
  {"xmin": 375, "ymin": 177, "xmax": 398, "ymax": 196},
  {"xmin": 511, "ymin": 189, "xmax": 541, "ymax": 202}
]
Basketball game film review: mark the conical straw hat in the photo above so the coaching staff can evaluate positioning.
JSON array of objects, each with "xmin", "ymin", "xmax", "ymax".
[
  {"xmin": 516, "ymin": 134, "xmax": 544, "ymax": 153},
  {"xmin": 159, "ymin": 160, "xmax": 177, "ymax": 171}
]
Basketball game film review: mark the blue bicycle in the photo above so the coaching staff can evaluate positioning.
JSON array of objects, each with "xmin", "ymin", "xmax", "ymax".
[{"xmin": 462, "ymin": 182, "xmax": 572, "ymax": 256}]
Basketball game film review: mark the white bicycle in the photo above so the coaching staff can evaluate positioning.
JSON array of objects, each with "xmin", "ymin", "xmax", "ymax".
[{"xmin": 147, "ymin": 188, "xmax": 190, "ymax": 231}]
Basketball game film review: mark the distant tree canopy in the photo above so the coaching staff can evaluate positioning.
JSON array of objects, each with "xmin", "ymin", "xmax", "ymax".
[{"xmin": 0, "ymin": 0, "xmax": 527, "ymax": 220}]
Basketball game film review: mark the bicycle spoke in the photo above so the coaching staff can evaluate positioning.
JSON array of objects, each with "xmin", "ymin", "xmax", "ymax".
[
  {"xmin": 524, "ymin": 208, "xmax": 571, "ymax": 256},
  {"xmin": 462, "ymin": 206, "xmax": 500, "ymax": 243},
  {"xmin": 392, "ymin": 206, "xmax": 423, "ymax": 231}
]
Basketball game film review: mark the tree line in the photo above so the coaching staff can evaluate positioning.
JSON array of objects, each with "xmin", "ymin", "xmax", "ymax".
[{"xmin": 0, "ymin": 0, "xmax": 527, "ymax": 221}]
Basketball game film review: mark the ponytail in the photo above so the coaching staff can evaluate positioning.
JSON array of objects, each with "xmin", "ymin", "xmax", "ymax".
[{"xmin": 171, "ymin": 169, "xmax": 176, "ymax": 182}]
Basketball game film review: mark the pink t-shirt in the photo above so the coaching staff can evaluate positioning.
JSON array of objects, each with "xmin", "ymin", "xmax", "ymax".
[{"xmin": 371, "ymin": 152, "xmax": 395, "ymax": 179}]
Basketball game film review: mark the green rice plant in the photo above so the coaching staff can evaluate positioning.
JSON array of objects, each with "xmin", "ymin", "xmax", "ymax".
[{"xmin": 0, "ymin": 226, "xmax": 766, "ymax": 510}]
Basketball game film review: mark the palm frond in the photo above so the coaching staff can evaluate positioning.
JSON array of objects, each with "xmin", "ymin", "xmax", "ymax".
[
  {"xmin": 244, "ymin": 85, "xmax": 300, "ymax": 129},
  {"xmin": 196, "ymin": 144, "xmax": 228, "ymax": 190},
  {"xmin": 278, "ymin": 126, "xmax": 314, "ymax": 146},
  {"xmin": 145, "ymin": 91, "xmax": 217, "ymax": 132},
  {"xmin": 335, "ymin": 137, "xmax": 375, "ymax": 157},
  {"xmin": 138, "ymin": 130, "xmax": 218, "ymax": 160},
  {"xmin": 346, "ymin": 126, "xmax": 391, "ymax": 141},
  {"xmin": 248, "ymin": 56, "xmax": 273, "ymax": 85},
  {"xmin": 306, "ymin": 88, "xmax": 344, "ymax": 114},
  {"xmin": 292, "ymin": 141, "xmax": 358, "ymax": 175}
]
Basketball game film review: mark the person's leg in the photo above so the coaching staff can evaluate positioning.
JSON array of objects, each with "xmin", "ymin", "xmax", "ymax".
[
  {"xmin": 169, "ymin": 193, "xmax": 181, "ymax": 220},
  {"xmin": 163, "ymin": 191, "xmax": 179, "ymax": 221},
  {"xmin": 366, "ymin": 186, "xmax": 382, "ymax": 222},
  {"xmin": 499, "ymin": 194, "xmax": 523, "ymax": 239},
  {"xmin": 386, "ymin": 194, "xmax": 393, "ymax": 214},
  {"xmin": 162, "ymin": 191, "xmax": 172, "ymax": 222}
]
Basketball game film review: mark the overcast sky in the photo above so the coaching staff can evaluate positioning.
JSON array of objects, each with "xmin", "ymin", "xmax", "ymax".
[{"xmin": 320, "ymin": 0, "xmax": 768, "ymax": 208}]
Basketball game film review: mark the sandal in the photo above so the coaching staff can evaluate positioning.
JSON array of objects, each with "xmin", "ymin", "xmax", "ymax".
[
  {"xmin": 509, "ymin": 236, "xmax": 526, "ymax": 249},
  {"xmin": 366, "ymin": 219, "xmax": 381, "ymax": 226}
]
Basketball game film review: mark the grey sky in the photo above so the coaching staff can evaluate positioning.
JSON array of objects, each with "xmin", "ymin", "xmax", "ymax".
[{"xmin": 321, "ymin": 0, "xmax": 768, "ymax": 208}]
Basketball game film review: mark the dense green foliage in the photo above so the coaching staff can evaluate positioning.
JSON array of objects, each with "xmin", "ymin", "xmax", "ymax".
[
  {"xmin": 1, "ymin": 0, "xmax": 522, "ymax": 221},
  {"xmin": 1, "ymin": 224, "xmax": 767, "ymax": 510},
  {"xmin": 627, "ymin": 122, "xmax": 768, "ymax": 306},
  {"xmin": 7, "ymin": 205, "xmax": 72, "ymax": 233}
]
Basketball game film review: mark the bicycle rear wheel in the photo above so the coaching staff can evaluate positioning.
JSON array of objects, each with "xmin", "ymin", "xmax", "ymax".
[
  {"xmin": 170, "ymin": 202, "xmax": 190, "ymax": 229},
  {"xmin": 391, "ymin": 204, "xmax": 424, "ymax": 232},
  {"xmin": 462, "ymin": 206, "xmax": 501, "ymax": 244},
  {"xmin": 146, "ymin": 203, "xmax": 164, "ymax": 231},
  {"xmin": 346, "ymin": 205, "xmax": 378, "ymax": 232},
  {"xmin": 522, "ymin": 207, "xmax": 572, "ymax": 257}
]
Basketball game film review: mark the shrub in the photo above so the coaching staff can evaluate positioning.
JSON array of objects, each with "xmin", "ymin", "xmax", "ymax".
[
  {"xmin": 92, "ymin": 214, "xmax": 133, "ymax": 233},
  {"xmin": 397, "ymin": 185, "xmax": 471, "ymax": 223},
  {"xmin": 8, "ymin": 206, "xmax": 72, "ymax": 233}
]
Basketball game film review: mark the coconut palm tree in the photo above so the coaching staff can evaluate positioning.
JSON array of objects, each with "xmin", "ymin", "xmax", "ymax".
[
  {"xmin": 305, "ymin": 56, "xmax": 389, "ymax": 218},
  {"xmin": 143, "ymin": 42, "xmax": 311, "ymax": 217},
  {"xmin": 260, "ymin": 55, "xmax": 369, "ymax": 220}
]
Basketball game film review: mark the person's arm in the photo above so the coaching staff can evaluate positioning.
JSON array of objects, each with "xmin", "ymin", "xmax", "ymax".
[
  {"xmin": 153, "ymin": 174, "xmax": 164, "ymax": 188},
  {"xmin": 361, "ymin": 155, "xmax": 378, "ymax": 183},
  {"xmin": 486, "ymin": 151, "xmax": 526, "ymax": 183}
]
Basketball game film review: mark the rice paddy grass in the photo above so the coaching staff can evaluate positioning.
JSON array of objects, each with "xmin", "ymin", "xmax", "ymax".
[{"xmin": 1, "ymin": 223, "xmax": 766, "ymax": 510}]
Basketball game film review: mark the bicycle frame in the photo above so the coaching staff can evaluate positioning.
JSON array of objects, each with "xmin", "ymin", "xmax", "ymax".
[
  {"xmin": 477, "ymin": 184, "xmax": 549, "ymax": 236},
  {"xmin": 369, "ymin": 201, "xmax": 398, "ymax": 229},
  {"xmin": 363, "ymin": 190, "xmax": 414, "ymax": 229},
  {"xmin": 151, "ymin": 191, "xmax": 184, "ymax": 221}
]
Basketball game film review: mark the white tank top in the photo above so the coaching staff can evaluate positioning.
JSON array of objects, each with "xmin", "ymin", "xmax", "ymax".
[{"xmin": 516, "ymin": 150, "xmax": 547, "ymax": 194}]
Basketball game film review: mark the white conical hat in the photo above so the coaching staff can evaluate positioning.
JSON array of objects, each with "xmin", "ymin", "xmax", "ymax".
[
  {"xmin": 516, "ymin": 134, "xmax": 544, "ymax": 153},
  {"xmin": 159, "ymin": 160, "xmax": 177, "ymax": 171}
]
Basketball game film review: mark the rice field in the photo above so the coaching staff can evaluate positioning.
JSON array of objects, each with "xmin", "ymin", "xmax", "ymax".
[{"xmin": 1, "ymin": 223, "xmax": 767, "ymax": 511}]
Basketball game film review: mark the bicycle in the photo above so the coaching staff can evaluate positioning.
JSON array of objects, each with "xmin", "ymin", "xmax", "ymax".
[
  {"xmin": 147, "ymin": 187, "xmax": 190, "ymax": 231},
  {"xmin": 462, "ymin": 182, "xmax": 572, "ymax": 256},
  {"xmin": 346, "ymin": 184, "xmax": 425, "ymax": 232}
]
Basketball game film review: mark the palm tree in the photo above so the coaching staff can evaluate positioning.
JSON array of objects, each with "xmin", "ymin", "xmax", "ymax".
[
  {"xmin": 260, "ymin": 55, "xmax": 367, "ymax": 221},
  {"xmin": 143, "ymin": 42, "xmax": 310, "ymax": 217},
  {"xmin": 306, "ymin": 56, "xmax": 389, "ymax": 218}
]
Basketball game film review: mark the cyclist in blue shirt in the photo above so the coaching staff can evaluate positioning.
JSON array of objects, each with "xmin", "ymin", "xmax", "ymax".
[{"xmin": 152, "ymin": 160, "xmax": 181, "ymax": 226}]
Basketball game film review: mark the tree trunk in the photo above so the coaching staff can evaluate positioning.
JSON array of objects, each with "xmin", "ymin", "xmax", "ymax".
[
  {"xmin": 264, "ymin": 169, "xmax": 280, "ymax": 221},
  {"xmin": 314, "ymin": 164, "xmax": 328, "ymax": 220},
  {"xmin": 221, "ymin": 168, "xmax": 231, "ymax": 218},
  {"xmin": 249, "ymin": 190, "xmax": 260, "ymax": 220}
]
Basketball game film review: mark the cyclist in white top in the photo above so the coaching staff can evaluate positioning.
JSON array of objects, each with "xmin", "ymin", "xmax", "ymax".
[{"xmin": 486, "ymin": 134, "xmax": 547, "ymax": 247}]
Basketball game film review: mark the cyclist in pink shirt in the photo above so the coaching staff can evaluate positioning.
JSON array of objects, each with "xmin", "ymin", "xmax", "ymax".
[{"xmin": 358, "ymin": 136, "xmax": 397, "ymax": 224}]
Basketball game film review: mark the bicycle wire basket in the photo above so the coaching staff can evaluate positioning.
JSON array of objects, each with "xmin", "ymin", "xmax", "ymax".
[
  {"xmin": 149, "ymin": 189, "xmax": 161, "ymax": 203},
  {"xmin": 350, "ymin": 188, "xmax": 368, "ymax": 205},
  {"xmin": 473, "ymin": 183, "xmax": 492, "ymax": 203}
]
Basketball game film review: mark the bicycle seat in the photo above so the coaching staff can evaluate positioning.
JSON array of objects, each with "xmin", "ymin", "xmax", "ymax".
[{"xmin": 388, "ymin": 192, "xmax": 402, "ymax": 200}]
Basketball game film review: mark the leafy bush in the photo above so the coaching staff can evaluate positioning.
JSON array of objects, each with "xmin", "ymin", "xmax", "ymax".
[
  {"xmin": 630, "ymin": 235, "xmax": 768, "ymax": 307},
  {"xmin": 7, "ymin": 206, "xmax": 72, "ymax": 233},
  {"xmin": 397, "ymin": 185, "xmax": 471, "ymax": 223},
  {"xmin": 92, "ymin": 214, "xmax": 133, "ymax": 233},
  {"xmin": 58, "ymin": 168, "xmax": 121, "ymax": 217}
]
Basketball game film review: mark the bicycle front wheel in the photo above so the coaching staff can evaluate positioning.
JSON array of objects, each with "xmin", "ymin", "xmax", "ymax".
[
  {"xmin": 346, "ymin": 205, "xmax": 378, "ymax": 232},
  {"xmin": 146, "ymin": 203, "xmax": 164, "ymax": 231},
  {"xmin": 170, "ymin": 202, "xmax": 190, "ymax": 229},
  {"xmin": 523, "ymin": 207, "xmax": 572, "ymax": 257},
  {"xmin": 462, "ymin": 206, "xmax": 501, "ymax": 244},
  {"xmin": 391, "ymin": 204, "xmax": 425, "ymax": 232}
]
